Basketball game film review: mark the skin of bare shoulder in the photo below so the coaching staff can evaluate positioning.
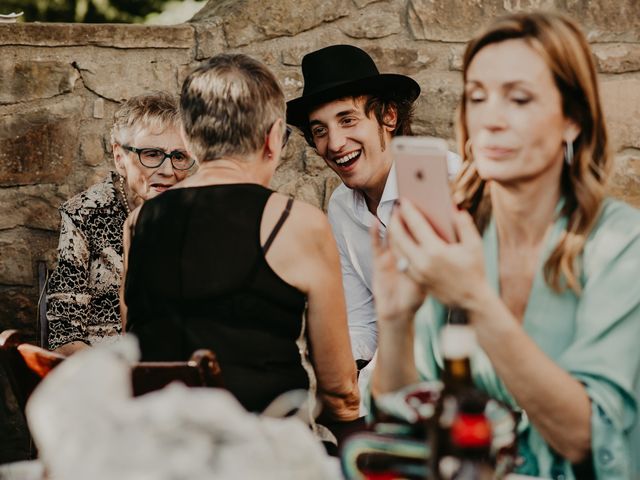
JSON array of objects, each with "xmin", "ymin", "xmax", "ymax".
[
  {"xmin": 261, "ymin": 194, "xmax": 334, "ymax": 293},
  {"xmin": 262, "ymin": 193, "xmax": 360, "ymax": 420}
]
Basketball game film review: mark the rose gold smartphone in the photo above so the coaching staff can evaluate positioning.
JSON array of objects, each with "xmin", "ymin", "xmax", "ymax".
[{"xmin": 392, "ymin": 136, "xmax": 456, "ymax": 243}]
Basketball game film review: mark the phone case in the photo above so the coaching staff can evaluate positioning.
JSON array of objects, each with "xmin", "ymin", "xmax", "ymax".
[{"xmin": 392, "ymin": 136, "xmax": 456, "ymax": 243}]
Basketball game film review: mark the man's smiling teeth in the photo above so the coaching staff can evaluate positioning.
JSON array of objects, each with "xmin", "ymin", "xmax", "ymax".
[{"xmin": 335, "ymin": 150, "xmax": 361, "ymax": 165}]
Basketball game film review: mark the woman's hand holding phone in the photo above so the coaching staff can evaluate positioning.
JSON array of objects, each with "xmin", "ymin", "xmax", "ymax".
[
  {"xmin": 388, "ymin": 199, "xmax": 487, "ymax": 311},
  {"xmin": 389, "ymin": 136, "xmax": 487, "ymax": 310}
]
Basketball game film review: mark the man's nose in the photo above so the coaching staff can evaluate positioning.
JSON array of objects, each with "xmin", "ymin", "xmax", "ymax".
[{"xmin": 327, "ymin": 128, "xmax": 347, "ymax": 153}]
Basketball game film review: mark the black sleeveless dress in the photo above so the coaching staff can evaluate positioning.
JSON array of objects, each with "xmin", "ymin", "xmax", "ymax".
[{"xmin": 124, "ymin": 184, "xmax": 309, "ymax": 413}]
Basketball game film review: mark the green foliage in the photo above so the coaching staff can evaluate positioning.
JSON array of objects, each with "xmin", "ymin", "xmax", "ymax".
[{"xmin": 2, "ymin": 0, "xmax": 172, "ymax": 23}]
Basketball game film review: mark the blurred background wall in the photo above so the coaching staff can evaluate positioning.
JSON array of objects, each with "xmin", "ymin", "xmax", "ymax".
[{"xmin": 1, "ymin": 0, "xmax": 638, "ymax": 461}]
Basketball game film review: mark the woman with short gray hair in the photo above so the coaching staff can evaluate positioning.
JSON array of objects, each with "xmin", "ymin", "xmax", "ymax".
[{"xmin": 122, "ymin": 54, "xmax": 360, "ymax": 427}]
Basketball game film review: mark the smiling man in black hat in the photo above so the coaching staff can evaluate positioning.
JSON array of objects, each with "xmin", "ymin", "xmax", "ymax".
[{"xmin": 287, "ymin": 45, "xmax": 429, "ymax": 379}]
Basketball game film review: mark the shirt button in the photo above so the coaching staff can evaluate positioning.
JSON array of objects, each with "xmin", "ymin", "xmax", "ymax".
[{"xmin": 598, "ymin": 448, "xmax": 613, "ymax": 465}]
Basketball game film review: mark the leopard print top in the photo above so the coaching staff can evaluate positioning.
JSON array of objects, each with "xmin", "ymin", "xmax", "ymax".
[{"xmin": 47, "ymin": 172, "xmax": 127, "ymax": 350}]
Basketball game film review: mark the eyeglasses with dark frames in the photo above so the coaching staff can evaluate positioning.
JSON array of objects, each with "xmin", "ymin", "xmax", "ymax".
[{"xmin": 121, "ymin": 145, "xmax": 195, "ymax": 171}]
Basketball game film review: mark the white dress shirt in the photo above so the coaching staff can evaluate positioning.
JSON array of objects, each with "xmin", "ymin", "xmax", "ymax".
[
  {"xmin": 328, "ymin": 166, "xmax": 398, "ymax": 362},
  {"xmin": 327, "ymin": 153, "xmax": 461, "ymax": 362}
]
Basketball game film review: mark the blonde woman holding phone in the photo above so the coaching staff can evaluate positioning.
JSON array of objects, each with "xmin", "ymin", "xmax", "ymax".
[{"xmin": 371, "ymin": 12, "xmax": 640, "ymax": 479}]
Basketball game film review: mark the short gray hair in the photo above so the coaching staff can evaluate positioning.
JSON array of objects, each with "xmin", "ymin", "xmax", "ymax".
[
  {"xmin": 110, "ymin": 91, "xmax": 181, "ymax": 146},
  {"xmin": 180, "ymin": 54, "xmax": 285, "ymax": 162}
]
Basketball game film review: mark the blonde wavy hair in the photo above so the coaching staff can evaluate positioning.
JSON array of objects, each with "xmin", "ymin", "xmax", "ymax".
[{"xmin": 454, "ymin": 12, "xmax": 611, "ymax": 294}]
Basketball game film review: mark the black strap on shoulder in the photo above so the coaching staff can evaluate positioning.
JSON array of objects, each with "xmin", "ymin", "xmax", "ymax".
[{"xmin": 262, "ymin": 197, "xmax": 294, "ymax": 255}]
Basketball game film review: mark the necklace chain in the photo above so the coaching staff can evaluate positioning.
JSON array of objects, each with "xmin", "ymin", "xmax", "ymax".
[{"xmin": 118, "ymin": 175, "xmax": 131, "ymax": 217}]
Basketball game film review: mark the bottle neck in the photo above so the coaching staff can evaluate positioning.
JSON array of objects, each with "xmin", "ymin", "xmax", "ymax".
[
  {"xmin": 442, "ymin": 357, "xmax": 473, "ymax": 393},
  {"xmin": 440, "ymin": 323, "xmax": 476, "ymax": 392}
]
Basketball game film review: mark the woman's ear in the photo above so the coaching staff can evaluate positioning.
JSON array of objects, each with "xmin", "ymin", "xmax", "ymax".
[
  {"xmin": 112, "ymin": 144, "xmax": 127, "ymax": 177},
  {"xmin": 563, "ymin": 119, "xmax": 581, "ymax": 144},
  {"xmin": 264, "ymin": 119, "xmax": 283, "ymax": 161}
]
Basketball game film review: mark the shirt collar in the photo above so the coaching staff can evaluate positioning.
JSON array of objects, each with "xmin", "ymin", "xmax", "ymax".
[{"xmin": 352, "ymin": 163, "xmax": 398, "ymax": 226}]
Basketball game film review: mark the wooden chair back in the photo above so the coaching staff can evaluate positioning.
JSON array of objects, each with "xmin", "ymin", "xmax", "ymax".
[
  {"xmin": 0, "ymin": 329, "xmax": 224, "ymax": 409},
  {"xmin": 131, "ymin": 349, "xmax": 224, "ymax": 396},
  {"xmin": 36, "ymin": 261, "xmax": 50, "ymax": 348}
]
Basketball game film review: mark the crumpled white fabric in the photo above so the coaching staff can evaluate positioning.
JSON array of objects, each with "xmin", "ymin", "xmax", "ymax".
[{"xmin": 26, "ymin": 336, "xmax": 340, "ymax": 480}]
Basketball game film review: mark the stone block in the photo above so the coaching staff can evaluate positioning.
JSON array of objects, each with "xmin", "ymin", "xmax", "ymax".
[
  {"xmin": 339, "ymin": 2, "xmax": 402, "ymax": 39},
  {"xmin": 324, "ymin": 175, "xmax": 343, "ymax": 211},
  {"xmin": 303, "ymin": 144, "xmax": 328, "ymax": 175},
  {"xmin": 0, "ymin": 288, "xmax": 37, "ymax": 336},
  {"xmin": 177, "ymin": 63, "xmax": 198, "ymax": 89},
  {"xmin": 0, "ymin": 23, "xmax": 194, "ymax": 49},
  {"xmin": 448, "ymin": 45, "xmax": 465, "ymax": 71},
  {"xmin": 272, "ymin": 140, "xmax": 307, "ymax": 192},
  {"xmin": 192, "ymin": 0, "xmax": 352, "ymax": 47},
  {"xmin": 93, "ymin": 98, "xmax": 105, "ymax": 119},
  {"xmin": 0, "ymin": 235, "xmax": 33, "ymax": 286},
  {"xmin": 0, "ymin": 228, "xmax": 58, "ymax": 286},
  {"xmin": 411, "ymin": 72, "xmax": 461, "ymax": 140},
  {"xmin": 81, "ymin": 135, "xmax": 107, "ymax": 167},
  {"xmin": 0, "ymin": 60, "xmax": 79, "ymax": 105},
  {"xmin": 573, "ymin": 0, "xmax": 640, "ymax": 42},
  {"xmin": 0, "ymin": 184, "xmax": 70, "ymax": 231},
  {"xmin": 279, "ymin": 29, "xmax": 349, "ymax": 66},
  {"xmin": 271, "ymin": 65, "xmax": 306, "ymax": 107},
  {"xmin": 609, "ymin": 148, "xmax": 640, "ymax": 209},
  {"xmin": 363, "ymin": 43, "xmax": 435, "ymax": 75},
  {"xmin": 353, "ymin": 0, "xmax": 385, "ymax": 7},
  {"xmin": 73, "ymin": 57, "xmax": 180, "ymax": 102},
  {"xmin": 281, "ymin": 133, "xmax": 307, "ymax": 165},
  {"xmin": 600, "ymin": 78, "xmax": 640, "ymax": 151},
  {"xmin": 271, "ymin": 164, "xmax": 300, "ymax": 193},
  {"xmin": 408, "ymin": 0, "xmax": 497, "ymax": 42},
  {"xmin": 276, "ymin": 174, "xmax": 324, "ymax": 209},
  {"xmin": 0, "ymin": 98, "xmax": 83, "ymax": 186},
  {"xmin": 593, "ymin": 44, "xmax": 640, "ymax": 74},
  {"xmin": 407, "ymin": 0, "xmax": 639, "ymax": 43},
  {"xmin": 193, "ymin": 20, "xmax": 227, "ymax": 59},
  {"xmin": 282, "ymin": 73, "xmax": 304, "ymax": 94}
]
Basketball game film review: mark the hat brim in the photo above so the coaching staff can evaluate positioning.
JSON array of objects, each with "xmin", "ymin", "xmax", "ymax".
[{"xmin": 286, "ymin": 73, "xmax": 420, "ymax": 129}]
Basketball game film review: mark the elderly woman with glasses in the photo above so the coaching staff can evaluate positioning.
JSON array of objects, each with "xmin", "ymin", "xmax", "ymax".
[
  {"xmin": 121, "ymin": 54, "xmax": 360, "ymax": 435},
  {"xmin": 47, "ymin": 92, "xmax": 194, "ymax": 355}
]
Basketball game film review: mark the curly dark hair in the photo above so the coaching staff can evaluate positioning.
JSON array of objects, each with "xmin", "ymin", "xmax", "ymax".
[{"xmin": 299, "ymin": 93, "xmax": 416, "ymax": 148}]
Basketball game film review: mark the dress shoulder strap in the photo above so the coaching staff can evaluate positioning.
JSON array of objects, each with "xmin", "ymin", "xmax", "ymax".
[{"xmin": 262, "ymin": 196, "xmax": 294, "ymax": 255}]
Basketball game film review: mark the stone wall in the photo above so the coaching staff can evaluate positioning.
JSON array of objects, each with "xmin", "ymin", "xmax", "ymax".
[{"xmin": 0, "ymin": 0, "xmax": 639, "ymax": 462}]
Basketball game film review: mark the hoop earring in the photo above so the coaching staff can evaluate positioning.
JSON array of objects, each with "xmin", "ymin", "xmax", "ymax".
[
  {"xmin": 464, "ymin": 139, "xmax": 473, "ymax": 160},
  {"xmin": 564, "ymin": 140, "xmax": 574, "ymax": 166}
]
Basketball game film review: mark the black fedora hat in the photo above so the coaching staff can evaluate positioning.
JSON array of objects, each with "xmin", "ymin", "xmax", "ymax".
[{"xmin": 286, "ymin": 44, "xmax": 420, "ymax": 128}]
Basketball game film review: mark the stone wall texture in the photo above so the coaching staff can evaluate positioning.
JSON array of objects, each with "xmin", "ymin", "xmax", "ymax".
[{"xmin": 1, "ymin": 0, "xmax": 639, "ymax": 462}]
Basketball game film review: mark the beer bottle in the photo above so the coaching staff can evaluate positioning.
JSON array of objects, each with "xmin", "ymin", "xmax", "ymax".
[
  {"xmin": 449, "ymin": 391, "xmax": 494, "ymax": 480},
  {"xmin": 430, "ymin": 308, "xmax": 485, "ymax": 480}
]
